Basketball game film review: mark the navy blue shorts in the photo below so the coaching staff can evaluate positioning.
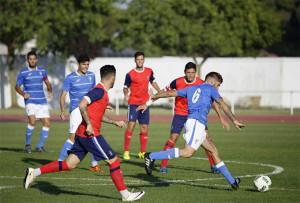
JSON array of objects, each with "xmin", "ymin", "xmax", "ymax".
[
  {"xmin": 171, "ymin": 114, "xmax": 208, "ymax": 134},
  {"xmin": 127, "ymin": 104, "xmax": 149, "ymax": 124},
  {"xmin": 69, "ymin": 134, "xmax": 116, "ymax": 161}
]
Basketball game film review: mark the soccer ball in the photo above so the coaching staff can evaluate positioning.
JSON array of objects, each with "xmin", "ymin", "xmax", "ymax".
[{"xmin": 253, "ymin": 175, "xmax": 272, "ymax": 192}]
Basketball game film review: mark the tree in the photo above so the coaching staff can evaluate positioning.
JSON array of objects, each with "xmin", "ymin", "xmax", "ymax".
[
  {"xmin": 0, "ymin": 0, "xmax": 118, "ymax": 107},
  {"xmin": 113, "ymin": 0, "xmax": 282, "ymax": 77}
]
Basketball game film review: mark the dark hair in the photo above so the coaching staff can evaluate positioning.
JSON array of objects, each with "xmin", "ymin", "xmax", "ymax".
[
  {"xmin": 134, "ymin": 51, "xmax": 144, "ymax": 59},
  {"xmin": 77, "ymin": 54, "xmax": 90, "ymax": 63},
  {"xmin": 27, "ymin": 51, "xmax": 37, "ymax": 59},
  {"xmin": 205, "ymin": 72, "xmax": 223, "ymax": 83},
  {"xmin": 184, "ymin": 62, "xmax": 197, "ymax": 72},
  {"xmin": 100, "ymin": 65, "xmax": 116, "ymax": 79}
]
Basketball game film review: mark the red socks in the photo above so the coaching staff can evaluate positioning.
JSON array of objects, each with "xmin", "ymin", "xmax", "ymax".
[
  {"xmin": 139, "ymin": 132, "xmax": 148, "ymax": 153},
  {"xmin": 109, "ymin": 158, "xmax": 126, "ymax": 191},
  {"xmin": 40, "ymin": 161, "xmax": 70, "ymax": 174},
  {"xmin": 124, "ymin": 130, "xmax": 132, "ymax": 151},
  {"xmin": 206, "ymin": 138, "xmax": 215, "ymax": 167},
  {"xmin": 160, "ymin": 140, "xmax": 175, "ymax": 168}
]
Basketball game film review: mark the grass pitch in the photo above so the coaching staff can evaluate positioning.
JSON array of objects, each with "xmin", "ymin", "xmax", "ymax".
[{"xmin": 0, "ymin": 121, "xmax": 299, "ymax": 202}]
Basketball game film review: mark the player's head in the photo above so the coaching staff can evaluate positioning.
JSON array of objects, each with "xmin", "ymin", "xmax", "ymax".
[
  {"xmin": 76, "ymin": 54, "xmax": 90, "ymax": 75},
  {"xmin": 100, "ymin": 65, "xmax": 116, "ymax": 88},
  {"xmin": 134, "ymin": 51, "xmax": 145, "ymax": 68},
  {"xmin": 27, "ymin": 51, "xmax": 38, "ymax": 68},
  {"xmin": 184, "ymin": 62, "xmax": 197, "ymax": 83},
  {"xmin": 205, "ymin": 72, "xmax": 223, "ymax": 90}
]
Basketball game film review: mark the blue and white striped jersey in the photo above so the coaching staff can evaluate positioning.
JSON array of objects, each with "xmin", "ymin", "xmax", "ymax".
[
  {"xmin": 16, "ymin": 67, "xmax": 49, "ymax": 105},
  {"xmin": 62, "ymin": 71, "xmax": 96, "ymax": 113}
]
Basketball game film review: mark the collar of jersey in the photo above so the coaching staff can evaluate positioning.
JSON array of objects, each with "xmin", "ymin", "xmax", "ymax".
[
  {"xmin": 99, "ymin": 81, "xmax": 108, "ymax": 92},
  {"xmin": 134, "ymin": 67, "xmax": 145, "ymax": 73},
  {"xmin": 184, "ymin": 76, "xmax": 196, "ymax": 84},
  {"xmin": 75, "ymin": 70, "xmax": 87, "ymax": 76},
  {"xmin": 27, "ymin": 66, "xmax": 39, "ymax": 71}
]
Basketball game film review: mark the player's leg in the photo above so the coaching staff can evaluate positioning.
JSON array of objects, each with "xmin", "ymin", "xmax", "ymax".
[
  {"xmin": 36, "ymin": 104, "xmax": 50, "ymax": 152},
  {"xmin": 24, "ymin": 104, "xmax": 37, "ymax": 153},
  {"xmin": 204, "ymin": 129, "xmax": 220, "ymax": 174},
  {"xmin": 123, "ymin": 105, "xmax": 138, "ymax": 160},
  {"xmin": 58, "ymin": 133, "xmax": 75, "ymax": 161},
  {"xmin": 201, "ymin": 138, "xmax": 240, "ymax": 189},
  {"xmin": 137, "ymin": 106, "xmax": 150, "ymax": 159}
]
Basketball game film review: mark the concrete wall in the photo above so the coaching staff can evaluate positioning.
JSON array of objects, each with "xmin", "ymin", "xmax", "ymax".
[{"xmin": 1, "ymin": 56, "xmax": 299, "ymax": 109}]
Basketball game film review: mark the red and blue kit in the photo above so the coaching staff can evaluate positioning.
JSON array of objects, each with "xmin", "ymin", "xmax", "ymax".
[{"xmin": 124, "ymin": 67, "xmax": 155, "ymax": 105}]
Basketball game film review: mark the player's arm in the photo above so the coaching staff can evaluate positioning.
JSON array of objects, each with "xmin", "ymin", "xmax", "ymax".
[
  {"xmin": 60, "ymin": 90, "xmax": 68, "ymax": 120},
  {"xmin": 123, "ymin": 87, "xmax": 129, "ymax": 102},
  {"xmin": 123, "ymin": 73, "xmax": 131, "ymax": 102},
  {"xmin": 78, "ymin": 98, "xmax": 94, "ymax": 135},
  {"xmin": 212, "ymin": 101, "xmax": 230, "ymax": 131},
  {"xmin": 152, "ymin": 89, "xmax": 178, "ymax": 99},
  {"xmin": 215, "ymin": 97, "xmax": 245, "ymax": 130},
  {"xmin": 102, "ymin": 115, "xmax": 126, "ymax": 128},
  {"xmin": 151, "ymin": 82, "xmax": 162, "ymax": 92},
  {"xmin": 44, "ymin": 80, "xmax": 53, "ymax": 99},
  {"xmin": 15, "ymin": 85, "xmax": 30, "ymax": 99}
]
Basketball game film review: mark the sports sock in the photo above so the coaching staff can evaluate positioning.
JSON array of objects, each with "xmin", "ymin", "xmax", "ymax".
[
  {"xmin": 206, "ymin": 138, "xmax": 215, "ymax": 167},
  {"xmin": 36, "ymin": 126, "xmax": 49, "ymax": 148},
  {"xmin": 124, "ymin": 130, "xmax": 132, "ymax": 151},
  {"xmin": 58, "ymin": 139, "xmax": 74, "ymax": 161},
  {"xmin": 216, "ymin": 161, "xmax": 235, "ymax": 184},
  {"xmin": 91, "ymin": 154, "xmax": 98, "ymax": 167},
  {"xmin": 25, "ymin": 124, "xmax": 35, "ymax": 145},
  {"xmin": 149, "ymin": 148, "xmax": 180, "ymax": 160},
  {"xmin": 160, "ymin": 140, "xmax": 175, "ymax": 168},
  {"xmin": 139, "ymin": 132, "xmax": 148, "ymax": 153},
  {"xmin": 40, "ymin": 161, "xmax": 70, "ymax": 174},
  {"xmin": 109, "ymin": 158, "xmax": 126, "ymax": 192}
]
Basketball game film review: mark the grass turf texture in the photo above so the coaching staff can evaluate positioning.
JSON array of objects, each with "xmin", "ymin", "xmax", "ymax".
[{"xmin": 0, "ymin": 121, "xmax": 299, "ymax": 202}]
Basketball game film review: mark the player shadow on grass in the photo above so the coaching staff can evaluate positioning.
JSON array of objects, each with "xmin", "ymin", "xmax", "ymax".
[
  {"xmin": 31, "ymin": 181, "xmax": 119, "ymax": 200},
  {"xmin": 22, "ymin": 157, "xmax": 53, "ymax": 165},
  {"xmin": 167, "ymin": 164, "xmax": 212, "ymax": 174},
  {"xmin": 0, "ymin": 147, "xmax": 25, "ymax": 153}
]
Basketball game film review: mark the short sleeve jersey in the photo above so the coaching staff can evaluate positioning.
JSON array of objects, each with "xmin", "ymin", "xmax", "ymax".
[
  {"xmin": 177, "ymin": 83, "xmax": 221, "ymax": 126},
  {"xmin": 16, "ymin": 67, "xmax": 48, "ymax": 105},
  {"xmin": 165, "ymin": 77, "xmax": 203, "ymax": 116},
  {"xmin": 76, "ymin": 83, "xmax": 109, "ymax": 137},
  {"xmin": 124, "ymin": 67, "xmax": 155, "ymax": 105},
  {"xmin": 62, "ymin": 71, "xmax": 96, "ymax": 113}
]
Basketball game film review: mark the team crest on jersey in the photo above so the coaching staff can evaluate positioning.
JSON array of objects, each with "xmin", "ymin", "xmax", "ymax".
[
  {"xmin": 89, "ymin": 76, "xmax": 91, "ymax": 81},
  {"xmin": 39, "ymin": 72, "xmax": 42, "ymax": 75},
  {"xmin": 147, "ymin": 76, "xmax": 149, "ymax": 80}
]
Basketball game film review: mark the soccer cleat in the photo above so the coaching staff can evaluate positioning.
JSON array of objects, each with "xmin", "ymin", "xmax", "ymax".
[
  {"xmin": 35, "ymin": 147, "xmax": 47, "ymax": 153},
  {"xmin": 24, "ymin": 168, "xmax": 35, "ymax": 189},
  {"xmin": 138, "ymin": 152, "xmax": 145, "ymax": 159},
  {"xmin": 159, "ymin": 167, "xmax": 169, "ymax": 174},
  {"xmin": 144, "ymin": 153, "xmax": 155, "ymax": 176},
  {"xmin": 123, "ymin": 151, "xmax": 130, "ymax": 160},
  {"xmin": 231, "ymin": 177, "xmax": 241, "ymax": 190},
  {"xmin": 211, "ymin": 165, "xmax": 220, "ymax": 174},
  {"xmin": 90, "ymin": 165, "xmax": 105, "ymax": 172},
  {"xmin": 122, "ymin": 191, "xmax": 145, "ymax": 201},
  {"xmin": 25, "ymin": 145, "xmax": 32, "ymax": 153}
]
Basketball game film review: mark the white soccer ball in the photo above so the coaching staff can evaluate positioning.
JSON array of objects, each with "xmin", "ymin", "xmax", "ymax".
[{"xmin": 253, "ymin": 175, "xmax": 272, "ymax": 192}]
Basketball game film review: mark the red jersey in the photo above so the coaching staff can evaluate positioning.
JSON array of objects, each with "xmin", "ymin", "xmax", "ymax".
[
  {"xmin": 124, "ymin": 67, "xmax": 155, "ymax": 105},
  {"xmin": 165, "ymin": 77, "xmax": 203, "ymax": 116},
  {"xmin": 76, "ymin": 83, "xmax": 109, "ymax": 137}
]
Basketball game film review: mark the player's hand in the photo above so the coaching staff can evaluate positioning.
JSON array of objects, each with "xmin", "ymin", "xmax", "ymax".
[
  {"xmin": 220, "ymin": 118, "xmax": 230, "ymax": 131},
  {"xmin": 136, "ymin": 104, "xmax": 148, "ymax": 113},
  {"xmin": 114, "ymin": 121, "xmax": 126, "ymax": 128},
  {"xmin": 48, "ymin": 92, "xmax": 53, "ymax": 99},
  {"xmin": 106, "ymin": 105, "xmax": 114, "ymax": 113},
  {"xmin": 124, "ymin": 95, "xmax": 129, "ymax": 102},
  {"xmin": 23, "ymin": 93, "xmax": 30, "ymax": 99},
  {"xmin": 233, "ymin": 120, "xmax": 245, "ymax": 131},
  {"xmin": 86, "ymin": 124, "xmax": 94, "ymax": 136},
  {"xmin": 60, "ymin": 111, "xmax": 65, "ymax": 120}
]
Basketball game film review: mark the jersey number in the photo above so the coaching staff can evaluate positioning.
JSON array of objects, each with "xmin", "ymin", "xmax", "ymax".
[{"xmin": 192, "ymin": 88, "xmax": 201, "ymax": 103}]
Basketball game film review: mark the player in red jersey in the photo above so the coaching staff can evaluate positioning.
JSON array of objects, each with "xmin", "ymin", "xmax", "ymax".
[
  {"xmin": 138, "ymin": 62, "xmax": 230, "ymax": 174},
  {"xmin": 123, "ymin": 51, "xmax": 162, "ymax": 160},
  {"xmin": 24, "ymin": 65, "xmax": 145, "ymax": 201}
]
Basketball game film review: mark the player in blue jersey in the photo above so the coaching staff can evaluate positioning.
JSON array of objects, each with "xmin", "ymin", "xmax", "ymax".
[
  {"xmin": 142, "ymin": 72, "xmax": 245, "ymax": 190},
  {"xmin": 58, "ymin": 54, "xmax": 104, "ymax": 172},
  {"xmin": 15, "ymin": 51, "xmax": 53, "ymax": 153}
]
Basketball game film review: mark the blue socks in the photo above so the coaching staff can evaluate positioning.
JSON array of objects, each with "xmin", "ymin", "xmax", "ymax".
[
  {"xmin": 58, "ymin": 139, "xmax": 74, "ymax": 161},
  {"xmin": 26, "ymin": 124, "xmax": 35, "ymax": 145},
  {"xmin": 36, "ymin": 126, "xmax": 49, "ymax": 149},
  {"xmin": 216, "ymin": 161, "xmax": 235, "ymax": 184},
  {"xmin": 149, "ymin": 148, "xmax": 180, "ymax": 160}
]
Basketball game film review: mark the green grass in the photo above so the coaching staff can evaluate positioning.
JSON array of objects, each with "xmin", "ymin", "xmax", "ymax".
[{"xmin": 0, "ymin": 121, "xmax": 299, "ymax": 202}]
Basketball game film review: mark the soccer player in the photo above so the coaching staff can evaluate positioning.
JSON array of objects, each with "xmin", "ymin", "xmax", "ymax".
[
  {"xmin": 24, "ymin": 65, "xmax": 145, "ymax": 201},
  {"xmin": 15, "ymin": 51, "xmax": 53, "ymax": 153},
  {"xmin": 123, "ymin": 51, "xmax": 161, "ymax": 160},
  {"xmin": 143, "ymin": 72, "xmax": 245, "ymax": 190},
  {"xmin": 58, "ymin": 54, "xmax": 104, "ymax": 172},
  {"xmin": 137, "ymin": 62, "xmax": 230, "ymax": 174}
]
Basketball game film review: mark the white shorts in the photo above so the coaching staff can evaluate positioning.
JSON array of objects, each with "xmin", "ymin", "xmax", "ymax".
[
  {"xmin": 183, "ymin": 119, "xmax": 207, "ymax": 150},
  {"xmin": 69, "ymin": 107, "xmax": 82, "ymax": 134},
  {"xmin": 25, "ymin": 103, "xmax": 50, "ymax": 119}
]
